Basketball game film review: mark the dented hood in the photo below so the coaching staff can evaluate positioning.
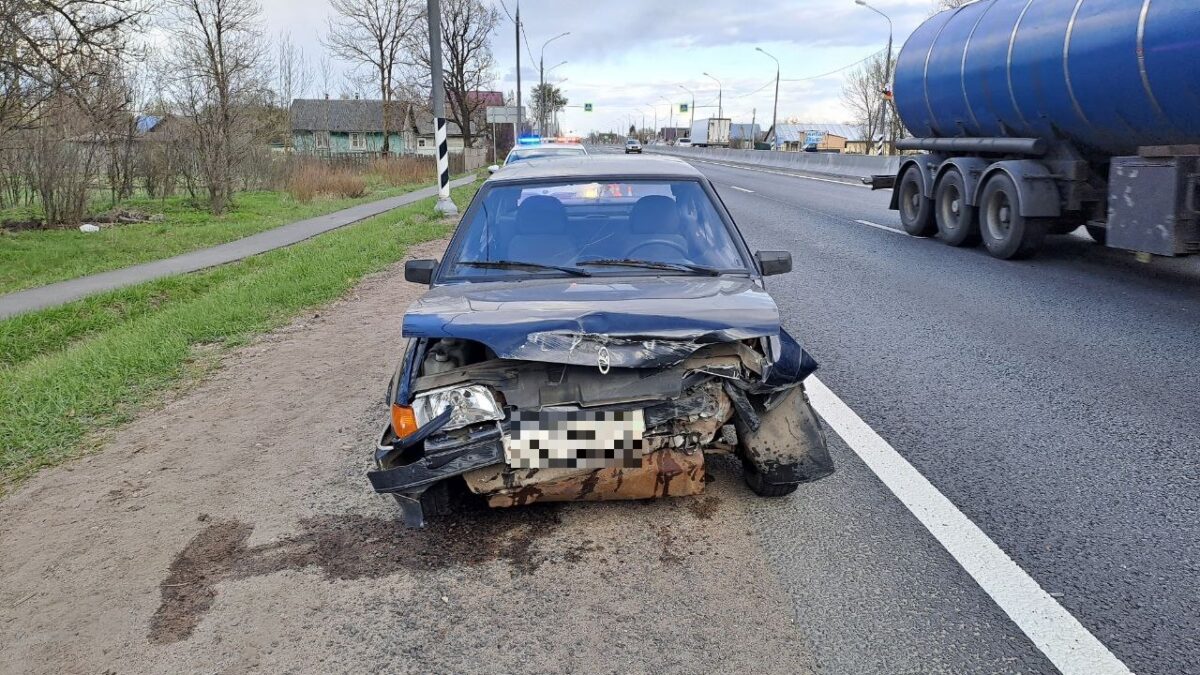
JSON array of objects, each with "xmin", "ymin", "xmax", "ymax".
[{"xmin": 403, "ymin": 276, "xmax": 780, "ymax": 368}]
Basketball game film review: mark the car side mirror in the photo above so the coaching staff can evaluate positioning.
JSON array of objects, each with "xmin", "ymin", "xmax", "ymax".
[
  {"xmin": 404, "ymin": 259, "xmax": 438, "ymax": 285},
  {"xmin": 488, "ymin": 164, "xmax": 500, "ymax": 174},
  {"xmin": 755, "ymin": 250, "xmax": 792, "ymax": 276}
]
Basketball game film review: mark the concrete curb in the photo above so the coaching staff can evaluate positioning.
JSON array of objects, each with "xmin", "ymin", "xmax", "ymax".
[{"xmin": 0, "ymin": 174, "xmax": 478, "ymax": 320}]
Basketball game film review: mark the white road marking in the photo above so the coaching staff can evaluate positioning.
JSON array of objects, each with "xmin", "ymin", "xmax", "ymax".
[
  {"xmin": 805, "ymin": 375, "xmax": 1133, "ymax": 675},
  {"xmin": 855, "ymin": 219, "xmax": 904, "ymax": 235},
  {"xmin": 729, "ymin": 185, "xmax": 755, "ymax": 193}
]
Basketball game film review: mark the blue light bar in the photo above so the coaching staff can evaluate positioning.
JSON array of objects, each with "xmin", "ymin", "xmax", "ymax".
[{"xmin": 517, "ymin": 135, "xmax": 542, "ymax": 145}]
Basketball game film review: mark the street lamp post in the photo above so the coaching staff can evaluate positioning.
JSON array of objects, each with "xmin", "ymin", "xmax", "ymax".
[
  {"xmin": 702, "ymin": 72, "xmax": 722, "ymax": 119},
  {"xmin": 678, "ymin": 84, "xmax": 695, "ymax": 137},
  {"xmin": 756, "ymin": 47, "xmax": 780, "ymax": 151},
  {"xmin": 856, "ymin": 0, "xmax": 893, "ymax": 155},
  {"xmin": 538, "ymin": 31, "xmax": 570, "ymax": 136},
  {"xmin": 659, "ymin": 96, "xmax": 674, "ymax": 133}
]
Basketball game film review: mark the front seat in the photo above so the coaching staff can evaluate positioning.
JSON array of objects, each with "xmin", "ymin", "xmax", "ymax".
[
  {"xmin": 507, "ymin": 196, "xmax": 575, "ymax": 264},
  {"xmin": 628, "ymin": 195, "xmax": 687, "ymax": 260}
]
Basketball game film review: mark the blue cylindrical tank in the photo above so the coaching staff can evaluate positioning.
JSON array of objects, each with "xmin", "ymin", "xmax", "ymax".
[{"xmin": 893, "ymin": 0, "xmax": 1200, "ymax": 157}]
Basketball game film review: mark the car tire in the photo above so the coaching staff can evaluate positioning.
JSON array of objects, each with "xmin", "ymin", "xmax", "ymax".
[
  {"xmin": 935, "ymin": 169, "xmax": 981, "ymax": 247},
  {"xmin": 898, "ymin": 166, "xmax": 937, "ymax": 236},
  {"xmin": 979, "ymin": 173, "xmax": 1047, "ymax": 260},
  {"xmin": 742, "ymin": 462, "xmax": 799, "ymax": 497},
  {"xmin": 1085, "ymin": 224, "xmax": 1107, "ymax": 245}
]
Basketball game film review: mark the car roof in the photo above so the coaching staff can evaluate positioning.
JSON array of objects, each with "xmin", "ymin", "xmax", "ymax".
[{"xmin": 486, "ymin": 155, "xmax": 704, "ymax": 183}]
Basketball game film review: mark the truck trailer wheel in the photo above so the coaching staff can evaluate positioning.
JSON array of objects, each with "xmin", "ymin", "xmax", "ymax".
[
  {"xmin": 898, "ymin": 167, "xmax": 937, "ymax": 237},
  {"xmin": 935, "ymin": 169, "xmax": 981, "ymax": 247},
  {"xmin": 979, "ymin": 173, "xmax": 1047, "ymax": 260}
]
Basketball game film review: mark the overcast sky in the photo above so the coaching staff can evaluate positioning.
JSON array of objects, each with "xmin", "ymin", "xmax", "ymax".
[{"xmin": 259, "ymin": 0, "xmax": 941, "ymax": 134}]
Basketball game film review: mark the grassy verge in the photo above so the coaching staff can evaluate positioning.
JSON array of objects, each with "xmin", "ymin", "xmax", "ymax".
[
  {"xmin": 0, "ymin": 180, "xmax": 440, "ymax": 295},
  {"xmin": 0, "ymin": 180, "xmax": 478, "ymax": 491}
]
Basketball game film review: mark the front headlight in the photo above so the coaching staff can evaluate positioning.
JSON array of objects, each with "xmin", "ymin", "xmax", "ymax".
[{"xmin": 411, "ymin": 384, "xmax": 504, "ymax": 432}]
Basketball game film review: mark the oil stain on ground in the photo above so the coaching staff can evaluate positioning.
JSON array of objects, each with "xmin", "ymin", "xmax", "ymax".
[{"xmin": 149, "ymin": 505, "xmax": 562, "ymax": 645}]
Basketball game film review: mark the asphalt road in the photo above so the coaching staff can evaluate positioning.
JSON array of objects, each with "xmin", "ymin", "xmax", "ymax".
[{"xmin": 651, "ymin": 152, "xmax": 1199, "ymax": 675}]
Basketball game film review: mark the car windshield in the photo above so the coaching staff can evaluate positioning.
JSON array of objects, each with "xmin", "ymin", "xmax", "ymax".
[
  {"xmin": 446, "ymin": 179, "xmax": 747, "ymax": 278},
  {"xmin": 506, "ymin": 147, "xmax": 585, "ymax": 164}
]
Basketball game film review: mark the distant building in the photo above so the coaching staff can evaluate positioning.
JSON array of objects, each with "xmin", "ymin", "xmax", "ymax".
[
  {"xmin": 764, "ymin": 123, "xmax": 882, "ymax": 154},
  {"xmin": 728, "ymin": 123, "xmax": 762, "ymax": 148},
  {"xmin": 290, "ymin": 98, "xmax": 413, "ymax": 155},
  {"xmin": 659, "ymin": 127, "xmax": 690, "ymax": 142}
]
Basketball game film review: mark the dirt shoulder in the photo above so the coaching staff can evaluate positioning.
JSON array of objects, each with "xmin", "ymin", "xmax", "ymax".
[{"xmin": 0, "ymin": 240, "xmax": 814, "ymax": 675}]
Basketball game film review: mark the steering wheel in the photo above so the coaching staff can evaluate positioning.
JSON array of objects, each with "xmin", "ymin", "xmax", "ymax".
[{"xmin": 627, "ymin": 239, "xmax": 689, "ymax": 258}]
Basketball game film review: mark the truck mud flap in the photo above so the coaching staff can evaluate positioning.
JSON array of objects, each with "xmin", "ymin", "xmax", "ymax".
[{"xmin": 865, "ymin": 174, "xmax": 896, "ymax": 190}]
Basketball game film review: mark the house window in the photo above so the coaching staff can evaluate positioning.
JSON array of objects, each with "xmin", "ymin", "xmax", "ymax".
[
  {"xmin": 350, "ymin": 132, "xmax": 366, "ymax": 151},
  {"xmin": 315, "ymin": 132, "xmax": 329, "ymax": 149},
  {"xmin": 418, "ymin": 139, "xmax": 427, "ymax": 148}
]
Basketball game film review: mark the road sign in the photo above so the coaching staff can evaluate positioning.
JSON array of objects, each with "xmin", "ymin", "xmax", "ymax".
[
  {"xmin": 485, "ymin": 106, "xmax": 523, "ymax": 124},
  {"xmin": 679, "ymin": 103, "xmax": 689, "ymax": 113},
  {"xmin": 584, "ymin": 103, "xmax": 593, "ymax": 112}
]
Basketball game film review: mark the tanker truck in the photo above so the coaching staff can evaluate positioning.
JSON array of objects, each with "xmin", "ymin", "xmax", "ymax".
[{"xmin": 874, "ymin": 0, "xmax": 1200, "ymax": 260}]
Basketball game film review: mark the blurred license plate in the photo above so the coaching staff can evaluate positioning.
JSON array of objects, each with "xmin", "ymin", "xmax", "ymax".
[{"xmin": 506, "ymin": 409, "xmax": 645, "ymax": 469}]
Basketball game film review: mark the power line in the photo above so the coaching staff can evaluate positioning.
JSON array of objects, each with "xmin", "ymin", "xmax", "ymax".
[{"xmin": 781, "ymin": 48, "xmax": 886, "ymax": 82}]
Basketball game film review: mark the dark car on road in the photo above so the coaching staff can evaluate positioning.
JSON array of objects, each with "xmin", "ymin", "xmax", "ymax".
[{"xmin": 369, "ymin": 156, "xmax": 833, "ymax": 526}]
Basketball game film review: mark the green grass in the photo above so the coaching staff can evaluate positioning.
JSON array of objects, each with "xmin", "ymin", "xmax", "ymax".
[
  {"xmin": 0, "ymin": 182, "xmax": 435, "ymax": 295},
  {"xmin": 0, "ymin": 180, "xmax": 478, "ymax": 491}
]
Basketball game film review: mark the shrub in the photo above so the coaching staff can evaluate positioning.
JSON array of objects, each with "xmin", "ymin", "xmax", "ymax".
[
  {"xmin": 287, "ymin": 162, "xmax": 368, "ymax": 202},
  {"xmin": 370, "ymin": 156, "xmax": 433, "ymax": 187}
]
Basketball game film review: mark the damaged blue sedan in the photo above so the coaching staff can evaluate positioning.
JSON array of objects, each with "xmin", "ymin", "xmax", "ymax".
[{"xmin": 369, "ymin": 156, "xmax": 833, "ymax": 526}]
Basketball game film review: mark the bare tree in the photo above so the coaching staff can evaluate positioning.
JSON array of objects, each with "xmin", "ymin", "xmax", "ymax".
[
  {"xmin": 324, "ymin": 0, "xmax": 420, "ymax": 156},
  {"xmin": 273, "ymin": 31, "xmax": 310, "ymax": 148},
  {"xmin": 405, "ymin": 0, "xmax": 499, "ymax": 150},
  {"xmin": 842, "ymin": 52, "xmax": 891, "ymax": 155},
  {"xmin": 165, "ymin": 0, "xmax": 265, "ymax": 214},
  {"xmin": 0, "ymin": 0, "xmax": 140, "ymax": 141}
]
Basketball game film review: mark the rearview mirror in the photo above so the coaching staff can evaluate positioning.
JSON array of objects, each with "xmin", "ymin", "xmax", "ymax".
[
  {"xmin": 404, "ymin": 259, "xmax": 438, "ymax": 285},
  {"xmin": 755, "ymin": 250, "xmax": 792, "ymax": 276},
  {"xmin": 487, "ymin": 164, "xmax": 500, "ymax": 174}
]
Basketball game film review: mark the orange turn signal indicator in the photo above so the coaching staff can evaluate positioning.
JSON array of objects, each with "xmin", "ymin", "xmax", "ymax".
[{"xmin": 391, "ymin": 404, "xmax": 418, "ymax": 438}]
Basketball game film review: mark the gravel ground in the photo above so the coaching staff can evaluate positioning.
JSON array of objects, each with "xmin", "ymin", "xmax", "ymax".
[{"xmin": 0, "ymin": 239, "xmax": 817, "ymax": 675}]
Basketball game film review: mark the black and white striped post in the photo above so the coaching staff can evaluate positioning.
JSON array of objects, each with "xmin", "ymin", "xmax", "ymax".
[{"xmin": 426, "ymin": 0, "xmax": 458, "ymax": 216}]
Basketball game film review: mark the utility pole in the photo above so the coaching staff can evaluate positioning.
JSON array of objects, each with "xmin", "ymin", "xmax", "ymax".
[
  {"xmin": 756, "ymin": 47, "xmax": 780, "ymax": 151},
  {"xmin": 515, "ymin": 1, "xmax": 521, "ymax": 136},
  {"xmin": 856, "ymin": 0, "xmax": 894, "ymax": 155},
  {"xmin": 427, "ymin": 0, "xmax": 456, "ymax": 215}
]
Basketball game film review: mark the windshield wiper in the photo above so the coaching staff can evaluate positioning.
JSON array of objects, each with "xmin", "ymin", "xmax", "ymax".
[
  {"xmin": 577, "ymin": 258, "xmax": 722, "ymax": 276},
  {"xmin": 457, "ymin": 260, "xmax": 592, "ymax": 277}
]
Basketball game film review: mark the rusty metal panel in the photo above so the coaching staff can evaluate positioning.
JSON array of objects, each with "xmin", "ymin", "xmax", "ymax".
[{"xmin": 464, "ymin": 447, "xmax": 706, "ymax": 508}]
